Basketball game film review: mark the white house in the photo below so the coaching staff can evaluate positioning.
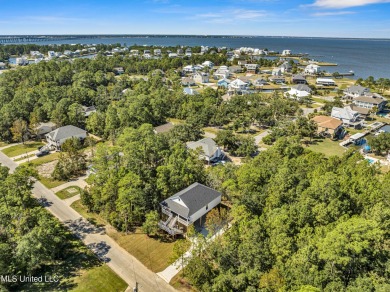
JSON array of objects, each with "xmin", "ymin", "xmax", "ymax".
[
  {"xmin": 47, "ymin": 51, "xmax": 56, "ymax": 59},
  {"xmin": 202, "ymin": 61, "xmax": 214, "ymax": 68},
  {"xmin": 46, "ymin": 125, "xmax": 87, "ymax": 150},
  {"xmin": 186, "ymin": 137, "xmax": 223, "ymax": 163},
  {"xmin": 193, "ymin": 72, "xmax": 209, "ymax": 83},
  {"xmin": 305, "ymin": 64, "xmax": 320, "ymax": 75},
  {"xmin": 285, "ymin": 84, "xmax": 312, "ymax": 100},
  {"xmin": 282, "ymin": 50, "xmax": 291, "ymax": 56},
  {"xmin": 272, "ymin": 67, "xmax": 283, "ymax": 76},
  {"xmin": 158, "ymin": 183, "xmax": 222, "ymax": 235},
  {"xmin": 16, "ymin": 57, "xmax": 28, "ymax": 66},
  {"xmin": 245, "ymin": 64, "xmax": 259, "ymax": 74},
  {"xmin": 228, "ymin": 79, "xmax": 249, "ymax": 94},
  {"xmin": 344, "ymin": 85, "xmax": 370, "ymax": 99},
  {"xmin": 183, "ymin": 88, "xmax": 199, "ymax": 95},
  {"xmin": 353, "ymin": 94, "xmax": 387, "ymax": 112},
  {"xmin": 331, "ymin": 106, "xmax": 362, "ymax": 128},
  {"xmin": 183, "ymin": 65, "xmax": 195, "ymax": 73},
  {"xmin": 214, "ymin": 66, "xmax": 231, "ymax": 79},
  {"xmin": 316, "ymin": 78, "xmax": 336, "ymax": 86}
]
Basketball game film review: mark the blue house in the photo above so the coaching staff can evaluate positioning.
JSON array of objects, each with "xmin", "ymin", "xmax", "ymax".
[{"xmin": 217, "ymin": 78, "xmax": 231, "ymax": 88}]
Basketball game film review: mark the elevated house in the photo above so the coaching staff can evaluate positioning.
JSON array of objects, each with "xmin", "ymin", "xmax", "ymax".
[
  {"xmin": 217, "ymin": 78, "xmax": 231, "ymax": 88},
  {"xmin": 159, "ymin": 183, "xmax": 222, "ymax": 235},
  {"xmin": 305, "ymin": 64, "xmax": 320, "ymax": 75},
  {"xmin": 344, "ymin": 85, "xmax": 370, "ymax": 100},
  {"xmin": 331, "ymin": 106, "xmax": 362, "ymax": 128},
  {"xmin": 193, "ymin": 72, "xmax": 209, "ymax": 83},
  {"xmin": 186, "ymin": 138, "xmax": 223, "ymax": 163},
  {"xmin": 228, "ymin": 78, "xmax": 249, "ymax": 95},
  {"xmin": 214, "ymin": 66, "xmax": 230, "ymax": 79},
  {"xmin": 228, "ymin": 65, "xmax": 243, "ymax": 74},
  {"xmin": 182, "ymin": 77, "xmax": 196, "ymax": 86},
  {"xmin": 285, "ymin": 84, "xmax": 312, "ymax": 100},
  {"xmin": 245, "ymin": 64, "xmax": 259, "ymax": 74},
  {"xmin": 46, "ymin": 125, "xmax": 87, "ymax": 150},
  {"xmin": 253, "ymin": 79, "xmax": 269, "ymax": 87},
  {"xmin": 292, "ymin": 75, "xmax": 307, "ymax": 84},
  {"xmin": 272, "ymin": 67, "xmax": 283, "ymax": 76},
  {"xmin": 280, "ymin": 62, "xmax": 292, "ymax": 73},
  {"xmin": 183, "ymin": 88, "xmax": 199, "ymax": 95},
  {"xmin": 316, "ymin": 78, "xmax": 336, "ymax": 86},
  {"xmin": 352, "ymin": 94, "xmax": 387, "ymax": 112},
  {"xmin": 202, "ymin": 61, "xmax": 214, "ymax": 68},
  {"xmin": 269, "ymin": 76, "xmax": 286, "ymax": 84}
]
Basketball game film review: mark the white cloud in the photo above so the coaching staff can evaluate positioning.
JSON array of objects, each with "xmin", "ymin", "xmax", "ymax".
[
  {"xmin": 311, "ymin": 0, "xmax": 390, "ymax": 9},
  {"xmin": 312, "ymin": 11, "xmax": 356, "ymax": 16},
  {"xmin": 193, "ymin": 9, "xmax": 268, "ymax": 23}
]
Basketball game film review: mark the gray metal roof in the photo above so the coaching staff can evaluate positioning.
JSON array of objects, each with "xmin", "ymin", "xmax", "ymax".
[
  {"xmin": 345, "ymin": 85, "xmax": 369, "ymax": 95},
  {"xmin": 161, "ymin": 183, "xmax": 222, "ymax": 218},
  {"xmin": 331, "ymin": 106, "xmax": 358, "ymax": 121},
  {"xmin": 186, "ymin": 138, "xmax": 218, "ymax": 157},
  {"xmin": 47, "ymin": 125, "xmax": 86, "ymax": 141},
  {"xmin": 293, "ymin": 84, "xmax": 311, "ymax": 92}
]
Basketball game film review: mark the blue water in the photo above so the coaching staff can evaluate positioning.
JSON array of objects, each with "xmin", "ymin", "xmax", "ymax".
[
  {"xmin": 4, "ymin": 36, "xmax": 390, "ymax": 79},
  {"xmin": 380, "ymin": 125, "xmax": 390, "ymax": 133}
]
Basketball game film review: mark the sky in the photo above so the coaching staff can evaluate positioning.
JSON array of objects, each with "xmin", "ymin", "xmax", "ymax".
[{"xmin": 1, "ymin": 0, "xmax": 390, "ymax": 38}]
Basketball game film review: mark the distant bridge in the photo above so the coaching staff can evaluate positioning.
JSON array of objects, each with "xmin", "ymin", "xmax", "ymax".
[{"xmin": 0, "ymin": 35, "xmax": 99, "ymax": 44}]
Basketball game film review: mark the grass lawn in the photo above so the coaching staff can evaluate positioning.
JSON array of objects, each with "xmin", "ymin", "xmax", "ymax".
[
  {"xmin": 39, "ymin": 176, "xmax": 67, "ymax": 189},
  {"xmin": 71, "ymin": 200, "xmax": 175, "ymax": 272},
  {"xmin": 56, "ymin": 186, "xmax": 82, "ymax": 200},
  {"xmin": 19, "ymin": 229, "xmax": 127, "ymax": 292},
  {"xmin": 203, "ymin": 127, "xmax": 220, "ymax": 135},
  {"xmin": 69, "ymin": 265, "xmax": 127, "ymax": 292},
  {"xmin": 1, "ymin": 141, "xmax": 44, "ymax": 157},
  {"xmin": 306, "ymin": 138, "xmax": 347, "ymax": 157},
  {"xmin": 14, "ymin": 153, "xmax": 35, "ymax": 162},
  {"xmin": 22, "ymin": 152, "xmax": 60, "ymax": 166},
  {"xmin": 167, "ymin": 118, "xmax": 185, "ymax": 125},
  {"xmin": 0, "ymin": 141, "xmax": 8, "ymax": 148}
]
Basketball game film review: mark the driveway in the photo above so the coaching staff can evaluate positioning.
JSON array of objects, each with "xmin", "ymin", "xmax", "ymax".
[
  {"xmin": 0, "ymin": 151, "xmax": 176, "ymax": 292},
  {"xmin": 254, "ymin": 130, "xmax": 270, "ymax": 145}
]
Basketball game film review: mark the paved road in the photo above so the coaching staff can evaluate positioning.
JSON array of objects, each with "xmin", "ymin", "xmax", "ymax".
[{"xmin": 0, "ymin": 151, "xmax": 176, "ymax": 292}]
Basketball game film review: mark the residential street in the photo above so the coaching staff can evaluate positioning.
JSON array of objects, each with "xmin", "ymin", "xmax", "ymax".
[{"xmin": 0, "ymin": 150, "xmax": 176, "ymax": 292}]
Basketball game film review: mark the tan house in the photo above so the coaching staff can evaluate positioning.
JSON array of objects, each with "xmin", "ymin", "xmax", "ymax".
[{"xmin": 312, "ymin": 115, "xmax": 343, "ymax": 136}]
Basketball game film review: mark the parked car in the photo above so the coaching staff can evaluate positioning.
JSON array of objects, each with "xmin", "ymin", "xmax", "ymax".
[{"xmin": 36, "ymin": 150, "xmax": 50, "ymax": 157}]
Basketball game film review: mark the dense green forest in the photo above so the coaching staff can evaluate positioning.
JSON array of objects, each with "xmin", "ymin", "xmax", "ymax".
[
  {"xmin": 183, "ymin": 138, "xmax": 390, "ymax": 291},
  {"xmin": 0, "ymin": 165, "xmax": 101, "ymax": 291},
  {"xmin": 0, "ymin": 53, "xmax": 280, "ymax": 142}
]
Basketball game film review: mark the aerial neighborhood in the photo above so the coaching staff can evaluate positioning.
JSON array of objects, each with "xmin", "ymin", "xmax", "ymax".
[{"xmin": 0, "ymin": 40, "xmax": 389, "ymax": 291}]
